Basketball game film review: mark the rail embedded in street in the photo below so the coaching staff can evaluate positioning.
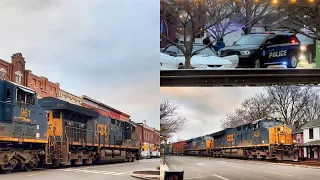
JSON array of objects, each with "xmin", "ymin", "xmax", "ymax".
[{"xmin": 160, "ymin": 69, "xmax": 320, "ymax": 86}]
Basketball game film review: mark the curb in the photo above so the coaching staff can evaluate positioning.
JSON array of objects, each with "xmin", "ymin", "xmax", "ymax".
[{"xmin": 129, "ymin": 174, "xmax": 160, "ymax": 180}]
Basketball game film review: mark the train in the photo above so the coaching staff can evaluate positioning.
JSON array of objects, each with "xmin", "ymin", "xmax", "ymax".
[
  {"xmin": 169, "ymin": 117, "xmax": 299, "ymax": 161},
  {"xmin": 0, "ymin": 80, "xmax": 139, "ymax": 173}
]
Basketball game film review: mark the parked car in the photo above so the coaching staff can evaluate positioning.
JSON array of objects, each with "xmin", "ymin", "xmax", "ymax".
[
  {"xmin": 150, "ymin": 151, "xmax": 160, "ymax": 158},
  {"xmin": 140, "ymin": 151, "xmax": 151, "ymax": 159},
  {"xmin": 218, "ymin": 32, "xmax": 301, "ymax": 68},
  {"xmin": 160, "ymin": 43, "xmax": 239, "ymax": 70}
]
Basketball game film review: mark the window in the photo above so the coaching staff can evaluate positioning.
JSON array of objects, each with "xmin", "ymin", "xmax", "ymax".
[
  {"xmin": 15, "ymin": 75, "xmax": 21, "ymax": 84},
  {"xmin": 6, "ymin": 89, "xmax": 11, "ymax": 100},
  {"xmin": 53, "ymin": 111, "xmax": 60, "ymax": 119},
  {"xmin": 111, "ymin": 119, "xmax": 115, "ymax": 124},
  {"xmin": 163, "ymin": 46, "xmax": 178, "ymax": 56},
  {"xmin": 309, "ymin": 128, "xmax": 314, "ymax": 139},
  {"xmin": 237, "ymin": 126, "xmax": 242, "ymax": 131},
  {"xmin": 63, "ymin": 112, "xmax": 71, "ymax": 119},
  {"xmin": 297, "ymin": 134, "xmax": 301, "ymax": 143},
  {"xmin": 0, "ymin": 68, "xmax": 6, "ymax": 79}
]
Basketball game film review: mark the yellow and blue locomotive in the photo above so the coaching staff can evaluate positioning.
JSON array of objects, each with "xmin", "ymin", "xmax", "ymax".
[
  {"xmin": 0, "ymin": 80, "xmax": 139, "ymax": 173},
  {"xmin": 210, "ymin": 117, "xmax": 298, "ymax": 160},
  {"xmin": 0, "ymin": 80, "xmax": 48, "ymax": 173}
]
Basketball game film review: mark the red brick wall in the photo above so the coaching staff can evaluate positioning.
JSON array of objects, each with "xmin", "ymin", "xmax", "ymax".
[
  {"xmin": 26, "ymin": 71, "xmax": 60, "ymax": 99},
  {"xmin": 0, "ymin": 53, "xmax": 27, "ymax": 85}
]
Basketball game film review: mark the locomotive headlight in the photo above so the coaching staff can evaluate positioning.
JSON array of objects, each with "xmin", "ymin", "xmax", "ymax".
[
  {"xmin": 262, "ymin": 141, "xmax": 265, "ymax": 144},
  {"xmin": 281, "ymin": 126, "xmax": 284, "ymax": 131},
  {"xmin": 293, "ymin": 140, "xmax": 296, "ymax": 143},
  {"xmin": 280, "ymin": 140, "xmax": 284, "ymax": 143}
]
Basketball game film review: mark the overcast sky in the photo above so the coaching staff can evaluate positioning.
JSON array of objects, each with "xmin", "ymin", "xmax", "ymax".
[
  {"xmin": 0, "ymin": 0, "xmax": 159, "ymax": 129},
  {"xmin": 160, "ymin": 87, "xmax": 266, "ymax": 142}
]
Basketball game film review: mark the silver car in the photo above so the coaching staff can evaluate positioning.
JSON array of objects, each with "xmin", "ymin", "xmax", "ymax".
[{"xmin": 140, "ymin": 151, "xmax": 151, "ymax": 159}]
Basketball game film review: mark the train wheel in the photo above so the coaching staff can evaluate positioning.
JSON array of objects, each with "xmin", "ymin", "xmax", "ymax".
[
  {"xmin": 0, "ymin": 165, "xmax": 13, "ymax": 174},
  {"xmin": 23, "ymin": 164, "xmax": 34, "ymax": 172}
]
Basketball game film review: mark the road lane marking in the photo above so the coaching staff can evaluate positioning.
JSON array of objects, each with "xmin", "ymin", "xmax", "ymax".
[
  {"xmin": 185, "ymin": 173, "xmax": 229, "ymax": 180},
  {"xmin": 197, "ymin": 163, "xmax": 204, "ymax": 165},
  {"xmin": 113, "ymin": 172, "xmax": 125, "ymax": 175},
  {"xmin": 103, "ymin": 172, "xmax": 115, "ymax": 174},
  {"xmin": 267, "ymin": 171, "xmax": 293, "ymax": 176},
  {"xmin": 27, "ymin": 172, "xmax": 47, "ymax": 176}
]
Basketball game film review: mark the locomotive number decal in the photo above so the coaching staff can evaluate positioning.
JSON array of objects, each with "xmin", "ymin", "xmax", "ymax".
[
  {"xmin": 18, "ymin": 108, "xmax": 32, "ymax": 123},
  {"xmin": 226, "ymin": 134, "xmax": 234, "ymax": 142},
  {"xmin": 253, "ymin": 130, "xmax": 260, "ymax": 137}
]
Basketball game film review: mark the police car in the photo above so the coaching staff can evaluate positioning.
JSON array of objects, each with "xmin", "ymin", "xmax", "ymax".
[{"xmin": 218, "ymin": 32, "xmax": 301, "ymax": 68}]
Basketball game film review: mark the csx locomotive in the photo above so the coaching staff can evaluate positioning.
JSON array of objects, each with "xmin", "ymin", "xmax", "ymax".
[
  {"xmin": 0, "ymin": 80, "xmax": 139, "ymax": 173},
  {"xmin": 174, "ymin": 117, "xmax": 298, "ymax": 161}
]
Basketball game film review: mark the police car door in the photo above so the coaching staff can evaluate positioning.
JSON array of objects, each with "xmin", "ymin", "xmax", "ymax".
[{"xmin": 265, "ymin": 35, "xmax": 287, "ymax": 65}]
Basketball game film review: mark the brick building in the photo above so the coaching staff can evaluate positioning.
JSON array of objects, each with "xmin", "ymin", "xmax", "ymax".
[
  {"xmin": 136, "ymin": 121, "xmax": 160, "ymax": 152},
  {"xmin": 0, "ymin": 53, "xmax": 60, "ymax": 99}
]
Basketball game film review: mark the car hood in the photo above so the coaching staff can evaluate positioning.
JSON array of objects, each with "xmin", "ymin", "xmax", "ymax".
[
  {"xmin": 176, "ymin": 55, "xmax": 232, "ymax": 65},
  {"xmin": 220, "ymin": 44, "xmax": 260, "ymax": 51}
]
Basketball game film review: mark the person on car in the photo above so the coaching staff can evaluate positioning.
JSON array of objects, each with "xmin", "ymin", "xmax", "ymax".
[
  {"xmin": 203, "ymin": 32, "xmax": 215, "ymax": 49},
  {"xmin": 214, "ymin": 37, "xmax": 225, "ymax": 51},
  {"xmin": 174, "ymin": 33, "xmax": 181, "ymax": 43}
]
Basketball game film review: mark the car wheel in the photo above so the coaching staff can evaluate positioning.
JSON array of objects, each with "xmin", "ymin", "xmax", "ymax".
[
  {"xmin": 254, "ymin": 59, "xmax": 261, "ymax": 68},
  {"xmin": 307, "ymin": 51, "xmax": 313, "ymax": 63},
  {"xmin": 178, "ymin": 64, "xmax": 184, "ymax": 69},
  {"xmin": 288, "ymin": 54, "xmax": 298, "ymax": 68}
]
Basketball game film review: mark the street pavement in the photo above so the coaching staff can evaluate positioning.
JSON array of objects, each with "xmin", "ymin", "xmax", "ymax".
[
  {"xmin": 0, "ymin": 158, "xmax": 159, "ymax": 180},
  {"xmin": 166, "ymin": 156, "xmax": 320, "ymax": 180}
]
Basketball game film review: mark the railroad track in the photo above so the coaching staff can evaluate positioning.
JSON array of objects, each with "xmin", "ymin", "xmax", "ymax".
[{"xmin": 160, "ymin": 69, "xmax": 320, "ymax": 87}]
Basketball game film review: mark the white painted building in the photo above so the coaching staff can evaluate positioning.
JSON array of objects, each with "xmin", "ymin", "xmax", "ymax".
[{"xmin": 301, "ymin": 119, "xmax": 320, "ymax": 159}]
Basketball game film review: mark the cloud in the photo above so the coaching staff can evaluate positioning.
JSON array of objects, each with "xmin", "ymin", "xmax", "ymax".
[
  {"xmin": 160, "ymin": 87, "xmax": 265, "ymax": 141},
  {"xmin": 0, "ymin": 0, "xmax": 159, "ymax": 129}
]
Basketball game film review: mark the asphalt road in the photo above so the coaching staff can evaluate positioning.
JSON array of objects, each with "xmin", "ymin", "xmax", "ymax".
[
  {"xmin": 0, "ymin": 158, "xmax": 159, "ymax": 180},
  {"xmin": 166, "ymin": 156, "xmax": 320, "ymax": 180}
]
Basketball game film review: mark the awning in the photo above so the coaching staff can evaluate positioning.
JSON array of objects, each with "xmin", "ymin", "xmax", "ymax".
[
  {"xmin": 297, "ymin": 140, "xmax": 320, "ymax": 147},
  {"xmin": 18, "ymin": 86, "xmax": 35, "ymax": 94}
]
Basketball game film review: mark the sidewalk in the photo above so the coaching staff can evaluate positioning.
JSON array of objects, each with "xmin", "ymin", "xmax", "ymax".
[{"xmin": 160, "ymin": 159, "xmax": 169, "ymax": 180}]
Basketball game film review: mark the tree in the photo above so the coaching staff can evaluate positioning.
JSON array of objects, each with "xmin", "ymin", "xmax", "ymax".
[
  {"xmin": 221, "ymin": 86, "xmax": 320, "ymax": 128},
  {"xmin": 232, "ymin": 0, "xmax": 274, "ymax": 35},
  {"xmin": 160, "ymin": 0, "xmax": 238, "ymax": 69},
  {"xmin": 275, "ymin": 2, "xmax": 320, "ymax": 39},
  {"xmin": 160, "ymin": 99, "xmax": 187, "ymax": 141},
  {"xmin": 221, "ymin": 93, "xmax": 274, "ymax": 128},
  {"xmin": 207, "ymin": 1, "xmax": 241, "ymax": 40}
]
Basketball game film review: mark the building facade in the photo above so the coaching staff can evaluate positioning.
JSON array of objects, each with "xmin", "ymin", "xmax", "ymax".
[
  {"xmin": 292, "ymin": 125, "xmax": 304, "ymax": 158},
  {"xmin": 301, "ymin": 119, "xmax": 320, "ymax": 160},
  {"xmin": 0, "ymin": 53, "xmax": 60, "ymax": 99},
  {"xmin": 136, "ymin": 122, "xmax": 160, "ymax": 152},
  {"xmin": 58, "ymin": 89, "xmax": 82, "ymax": 106}
]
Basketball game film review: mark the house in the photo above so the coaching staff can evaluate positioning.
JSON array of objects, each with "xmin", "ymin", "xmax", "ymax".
[
  {"xmin": 300, "ymin": 119, "xmax": 320, "ymax": 160},
  {"xmin": 290, "ymin": 124, "xmax": 304, "ymax": 158}
]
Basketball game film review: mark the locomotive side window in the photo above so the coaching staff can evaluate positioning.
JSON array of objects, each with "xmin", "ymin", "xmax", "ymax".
[
  {"xmin": 16, "ymin": 88, "xmax": 34, "ymax": 105},
  {"xmin": 111, "ymin": 119, "xmax": 115, "ymax": 124},
  {"xmin": 6, "ymin": 88, "xmax": 12, "ymax": 100},
  {"xmin": 53, "ymin": 111, "xmax": 60, "ymax": 118}
]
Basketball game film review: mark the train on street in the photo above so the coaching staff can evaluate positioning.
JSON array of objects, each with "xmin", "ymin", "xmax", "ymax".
[
  {"xmin": 0, "ymin": 80, "xmax": 139, "ymax": 174},
  {"xmin": 168, "ymin": 117, "xmax": 299, "ymax": 161}
]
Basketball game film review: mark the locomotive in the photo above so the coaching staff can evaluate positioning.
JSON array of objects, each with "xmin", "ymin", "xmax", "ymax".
[
  {"xmin": 0, "ymin": 80, "xmax": 139, "ymax": 173},
  {"xmin": 173, "ymin": 117, "xmax": 299, "ymax": 161}
]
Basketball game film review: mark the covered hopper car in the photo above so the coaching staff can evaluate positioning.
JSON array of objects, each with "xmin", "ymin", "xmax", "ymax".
[{"xmin": 0, "ymin": 80, "xmax": 139, "ymax": 173}]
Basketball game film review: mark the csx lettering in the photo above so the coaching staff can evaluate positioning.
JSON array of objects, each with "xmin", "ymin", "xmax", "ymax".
[
  {"xmin": 269, "ymin": 50, "xmax": 287, "ymax": 58},
  {"xmin": 96, "ymin": 124, "xmax": 107, "ymax": 136},
  {"xmin": 20, "ymin": 108, "xmax": 31, "ymax": 118}
]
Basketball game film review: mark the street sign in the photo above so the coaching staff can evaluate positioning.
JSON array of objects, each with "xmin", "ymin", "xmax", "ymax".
[
  {"xmin": 164, "ymin": 171, "xmax": 184, "ymax": 180},
  {"xmin": 316, "ymin": 40, "xmax": 320, "ymax": 68}
]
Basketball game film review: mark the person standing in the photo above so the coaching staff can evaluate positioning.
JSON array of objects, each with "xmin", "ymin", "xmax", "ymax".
[
  {"xmin": 174, "ymin": 33, "xmax": 180, "ymax": 43},
  {"xmin": 202, "ymin": 32, "xmax": 215, "ymax": 49}
]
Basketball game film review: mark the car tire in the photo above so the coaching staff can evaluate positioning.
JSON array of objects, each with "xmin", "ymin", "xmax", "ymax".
[
  {"xmin": 288, "ymin": 54, "xmax": 298, "ymax": 68},
  {"xmin": 253, "ymin": 58, "xmax": 262, "ymax": 68},
  {"xmin": 178, "ymin": 64, "xmax": 184, "ymax": 69},
  {"xmin": 307, "ymin": 51, "xmax": 313, "ymax": 64}
]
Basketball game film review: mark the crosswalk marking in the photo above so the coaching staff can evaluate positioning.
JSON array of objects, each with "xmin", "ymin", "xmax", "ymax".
[{"xmin": 58, "ymin": 169, "xmax": 126, "ymax": 176}]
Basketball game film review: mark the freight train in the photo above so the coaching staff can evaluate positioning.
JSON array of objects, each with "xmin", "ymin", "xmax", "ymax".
[
  {"xmin": 0, "ymin": 80, "xmax": 139, "ymax": 173},
  {"xmin": 169, "ymin": 118, "xmax": 299, "ymax": 161}
]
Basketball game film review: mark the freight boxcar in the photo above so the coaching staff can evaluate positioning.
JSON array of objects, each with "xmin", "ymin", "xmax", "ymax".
[
  {"xmin": 39, "ymin": 97, "xmax": 139, "ymax": 167},
  {"xmin": 172, "ymin": 141, "xmax": 186, "ymax": 155},
  {"xmin": 185, "ymin": 136, "xmax": 213, "ymax": 156}
]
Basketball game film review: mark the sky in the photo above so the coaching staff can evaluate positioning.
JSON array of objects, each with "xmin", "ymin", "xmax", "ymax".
[
  {"xmin": 160, "ymin": 87, "xmax": 266, "ymax": 142},
  {"xmin": 0, "ymin": 0, "xmax": 159, "ymax": 129}
]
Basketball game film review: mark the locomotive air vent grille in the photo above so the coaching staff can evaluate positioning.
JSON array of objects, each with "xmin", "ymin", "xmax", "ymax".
[
  {"xmin": 14, "ymin": 125, "xmax": 24, "ymax": 137},
  {"xmin": 26, "ymin": 126, "xmax": 34, "ymax": 137}
]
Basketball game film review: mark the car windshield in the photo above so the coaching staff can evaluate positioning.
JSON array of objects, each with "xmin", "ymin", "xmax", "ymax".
[
  {"xmin": 236, "ymin": 34, "xmax": 267, "ymax": 45},
  {"xmin": 176, "ymin": 45, "xmax": 215, "ymax": 56},
  {"xmin": 296, "ymin": 34, "xmax": 313, "ymax": 43}
]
